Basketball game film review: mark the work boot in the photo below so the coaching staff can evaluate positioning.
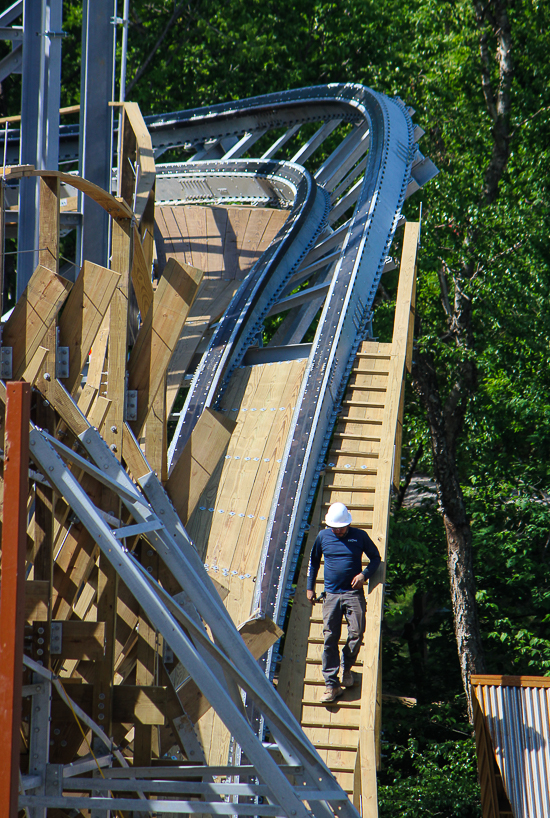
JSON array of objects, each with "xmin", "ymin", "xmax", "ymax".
[
  {"xmin": 341, "ymin": 670, "xmax": 355, "ymax": 688},
  {"xmin": 320, "ymin": 685, "xmax": 344, "ymax": 704}
]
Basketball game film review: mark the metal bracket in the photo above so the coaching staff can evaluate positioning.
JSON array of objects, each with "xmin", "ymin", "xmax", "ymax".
[
  {"xmin": 50, "ymin": 621, "xmax": 62, "ymax": 655},
  {"xmin": 125, "ymin": 389, "xmax": 138, "ymax": 421},
  {"xmin": 56, "ymin": 346, "xmax": 69, "ymax": 379},
  {"xmin": 45, "ymin": 764, "xmax": 63, "ymax": 796},
  {"xmin": 0, "ymin": 345, "xmax": 13, "ymax": 379}
]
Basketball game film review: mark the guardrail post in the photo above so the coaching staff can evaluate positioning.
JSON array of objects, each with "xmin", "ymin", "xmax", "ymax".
[{"xmin": 0, "ymin": 381, "xmax": 32, "ymax": 817}]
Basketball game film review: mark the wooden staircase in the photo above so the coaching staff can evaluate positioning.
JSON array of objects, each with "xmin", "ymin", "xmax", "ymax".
[{"xmin": 278, "ymin": 222, "xmax": 419, "ymax": 817}]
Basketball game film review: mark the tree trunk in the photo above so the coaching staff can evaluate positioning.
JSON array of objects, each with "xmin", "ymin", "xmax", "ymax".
[
  {"xmin": 408, "ymin": 0, "xmax": 513, "ymax": 721},
  {"xmin": 412, "ymin": 347, "xmax": 486, "ymax": 719}
]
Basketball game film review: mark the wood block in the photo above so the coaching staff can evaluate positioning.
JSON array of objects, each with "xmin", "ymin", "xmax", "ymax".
[
  {"xmin": 166, "ymin": 407, "xmax": 235, "ymax": 524},
  {"xmin": 2, "ymin": 265, "xmax": 72, "ymax": 379},
  {"xmin": 128, "ymin": 257, "xmax": 203, "ymax": 437},
  {"xmin": 58, "ymin": 260, "xmax": 121, "ymax": 394},
  {"xmin": 53, "ymin": 620, "xmax": 106, "ymax": 660},
  {"xmin": 177, "ymin": 614, "xmax": 282, "ymax": 724},
  {"xmin": 25, "ymin": 580, "xmax": 50, "ymax": 622},
  {"xmin": 22, "ymin": 345, "xmax": 48, "ymax": 384}
]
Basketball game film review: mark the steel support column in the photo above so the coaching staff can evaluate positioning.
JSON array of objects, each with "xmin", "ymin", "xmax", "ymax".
[
  {"xmin": 17, "ymin": 0, "xmax": 45, "ymax": 300},
  {"xmin": 0, "ymin": 381, "xmax": 31, "ymax": 817},
  {"xmin": 78, "ymin": 0, "xmax": 116, "ymax": 269}
]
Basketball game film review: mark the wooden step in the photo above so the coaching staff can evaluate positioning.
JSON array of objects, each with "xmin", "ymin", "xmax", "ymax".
[
  {"xmin": 350, "ymin": 368, "xmax": 389, "ymax": 376},
  {"xmin": 321, "ymin": 502, "xmax": 374, "ymax": 511},
  {"xmin": 355, "ymin": 352, "xmax": 391, "ymax": 361},
  {"xmin": 305, "ymin": 657, "xmax": 364, "ymax": 667},
  {"xmin": 342, "ymin": 399, "xmax": 386, "ymax": 409},
  {"xmin": 310, "ymin": 739, "xmax": 357, "ymax": 753},
  {"xmin": 323, "ymin": 484, "xmax": 375, "ymax": 492},
  {"xmin": 327, "ymin": 451, "xmax": 378, "ymax": 459},
  {"xmin": 302, "ymin": 699, "xmax": 360, "ymax": 710},
  {"xmin": 338, "ymin": 416, "xmax": 383, "ymax": 426},
  {"xmin": 346, "ymin": 383, "xmax": 387, "ymax": 393},
  {"xmin": 331, "ymin": 432, "xmax": 381, "ymax": 442},
  {"xmin": 325, "ymin": 466, "xmax": 377, "ymax": 475},
  {"xmin": 302, "ymin": 720, "xmax": 360, "ymax": 730}
]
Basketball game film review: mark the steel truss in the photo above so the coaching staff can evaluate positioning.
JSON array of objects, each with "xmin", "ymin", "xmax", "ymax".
[{"xmin": 20, "ymin": 418, "xmax": 360, "ymax": 818}]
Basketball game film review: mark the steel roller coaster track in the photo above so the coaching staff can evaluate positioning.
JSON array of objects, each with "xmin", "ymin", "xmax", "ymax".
[
  {"xmin": 149, "ymin": 84, "xmax": 437, "ymax": 647},
  {"xmin": 4, "ymin": 78, "xmax": 436, "ymax": 817}
]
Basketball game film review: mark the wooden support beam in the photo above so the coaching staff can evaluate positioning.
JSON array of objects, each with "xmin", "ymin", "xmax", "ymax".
[
  {"xmin": 166, "ymin": 407, "xmax": 236, "ymax": 524},
  {"xmin": 131, "ymin": 224, "xmax": 154, "ymax": 317},
  {"xmin": 51, "ymin": 621, "xmax": 106, "ymax": 661},
  {"xmin": 31, "ymin": 397, "xmax": 56, "ymax": 673},
  {"xmin": 145, "ymin": 377, "xmax": 168, "ymax": 480},
  {"xmin": 51, "ymin": 684, "xmax": 169, "ymax": 725},
  {"xmin": 127, "ymin": 257, "xmax": 203, "ymax": 439},
  {"xmin": 58, "ymin": 260, "xmax": 121, "ymax": 395},
  {"xmin": 177, "ymin": 615, "xmax": 282, "ymax": 724},
  {"xmin": 38, "ymin": 175, "xmax": 60, "ymax": 274},
  {"xmin": 1, "ymin": 265, "xmax": 72, "ymax": 379},
  {"xmin": 0, "ymin": 381, "xmax": 31, "ymax": 818},
  {"xmin": 120, "ymin": 101, "xmax": 156, "ymax": 221},
  {"xmin": 103, "ymin": 218, "xmax": 132, "ymax": 457},
  {"xmin": 92, "ymin": 553, "xmax": 118, "ymax": 752},
  {"xmin": 135, "ymin": 542, "xmax": 160, "ymax": 765}
]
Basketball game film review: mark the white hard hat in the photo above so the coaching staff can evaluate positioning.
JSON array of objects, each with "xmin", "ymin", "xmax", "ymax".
[{"xmin": 325, "ymin": 502, "xmax": 352, "ymax": 527}]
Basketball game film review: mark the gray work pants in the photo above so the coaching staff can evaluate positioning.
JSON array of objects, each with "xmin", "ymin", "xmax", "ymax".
[{"xmin": 322, "ymin": 590, "xmax": 366, "ymax": 687}]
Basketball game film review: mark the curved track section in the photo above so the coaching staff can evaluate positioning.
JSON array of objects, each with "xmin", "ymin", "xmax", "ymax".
[
  {"xmin": 151, "ymin": 85, "xmax": 425, "ymax": 644},
  {"xmin": 165, "ymin": 159, "xmax": 329, "ymax": 465}
]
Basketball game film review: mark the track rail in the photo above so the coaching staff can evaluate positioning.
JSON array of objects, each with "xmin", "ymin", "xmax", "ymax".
[{"xmin": 149, "ymin": 86, "xmax": 429, "ymax": 651}]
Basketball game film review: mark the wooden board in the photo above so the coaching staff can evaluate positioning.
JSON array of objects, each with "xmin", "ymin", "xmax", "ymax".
[
  {"xmin": 2, "ymin": 265, "xmax": 72, "ymax": 379},
  {"xmin": 184, "ymin": 357, "xmax": 307, "ymax": 765},
  {"xmin": 166, "ymin": 407, "xmax": 236, "ymax": 524},
  {"xmin": 127, "ymin": 257, "xmax": 203, "ymax": 436},
  {"xmin": 58, "ymin": 260, "xmax": 121, "ymax": 394},
  {"xmin": 156, "ymin": 205, "xmax": 288, "ymax": 282}
]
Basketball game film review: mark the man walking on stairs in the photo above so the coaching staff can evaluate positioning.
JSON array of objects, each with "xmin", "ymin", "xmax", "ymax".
[{"xmin": 307, "ymin": 502, "xmax": 381, "ymax": 704}]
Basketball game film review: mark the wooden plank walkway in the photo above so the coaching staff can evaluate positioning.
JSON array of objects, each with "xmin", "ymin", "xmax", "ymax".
[
  {"xmin": 278, "ymin": 344, "xmax": 393, "ymax": 801},
  {"xmin": 278, "ymin": 222, "xmax": 419, "ymax": 815}
]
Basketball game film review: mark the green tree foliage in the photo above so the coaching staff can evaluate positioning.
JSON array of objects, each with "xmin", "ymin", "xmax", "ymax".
[
  {"xmin": 3, "ymin": 0, "xmax": 550, "ymax": 807},
  {"xmin": 114, "ymin": 0, "xmax": 550, "ymax": 804}
]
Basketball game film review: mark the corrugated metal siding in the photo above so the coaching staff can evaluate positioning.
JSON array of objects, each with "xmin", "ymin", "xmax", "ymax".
[{"xmin": 476, "ymin": 684, "xmax": 550, "ymax": 817}]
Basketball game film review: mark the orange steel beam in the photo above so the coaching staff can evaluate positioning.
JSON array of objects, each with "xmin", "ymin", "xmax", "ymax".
[{"xmin": 0, "ymin": 382, "xmax": 31, "ymax": 817}]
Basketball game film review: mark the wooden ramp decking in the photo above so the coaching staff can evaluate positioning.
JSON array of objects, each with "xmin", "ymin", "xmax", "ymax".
[
  {"xmin": 277, "ymin": 222, "xmax": 419, "ymax": 816},
  {"xmin": 156, "ymin": 205, "xmax": 289, "ymax": 414},
  {"xmin": 184, "ymin": 356, "xmax": 308, "ymax": 764}
]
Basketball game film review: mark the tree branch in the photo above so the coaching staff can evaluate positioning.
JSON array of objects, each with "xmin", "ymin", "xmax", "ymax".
[{"xmin": 126, "ymin": 1, "xmax": 188, "ymax": 96}]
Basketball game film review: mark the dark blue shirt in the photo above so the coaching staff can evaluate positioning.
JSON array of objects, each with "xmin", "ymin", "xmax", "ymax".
[{"xmin": 307, "ymin": 526, "xmax": 381, "ymax": 593}]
